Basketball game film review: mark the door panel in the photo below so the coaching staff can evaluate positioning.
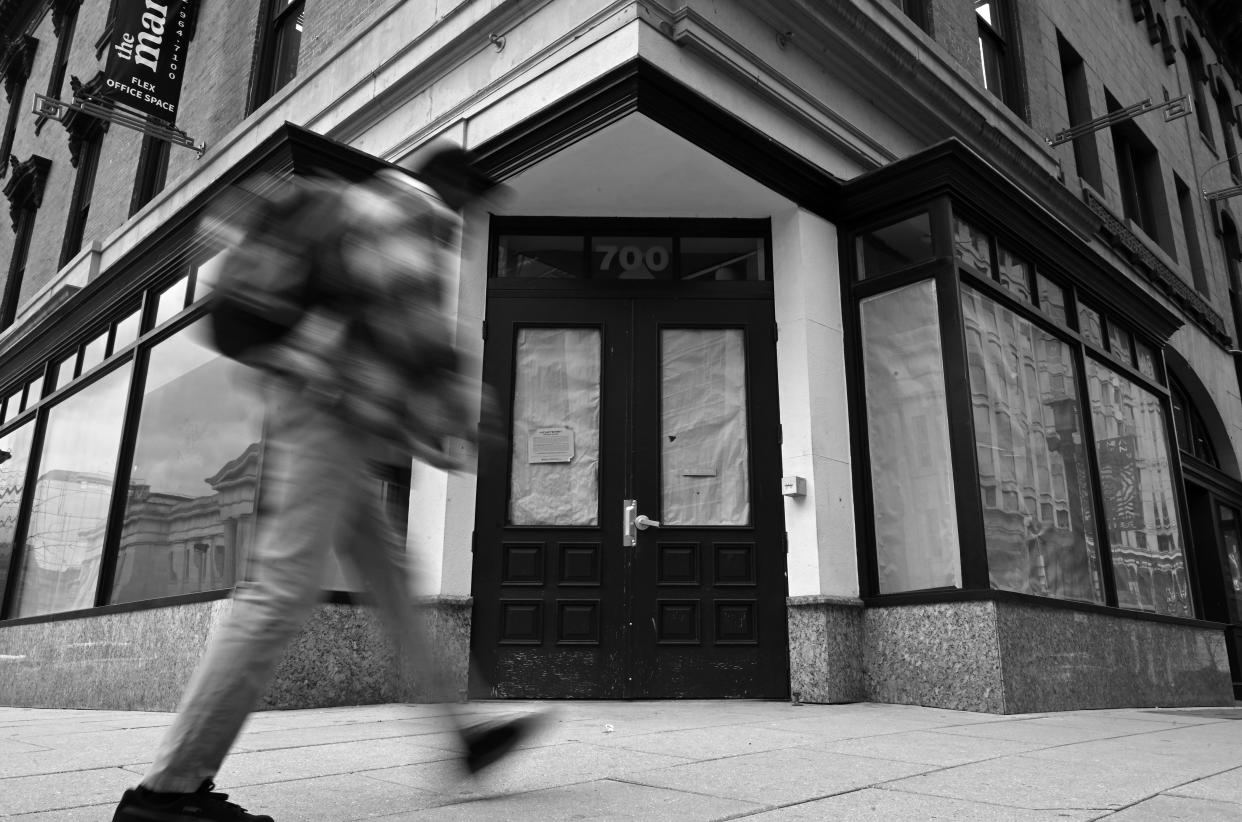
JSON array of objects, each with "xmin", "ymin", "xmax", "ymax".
[
  {"xmin": 630, "ymin": 301, "xmax": 786, "ymax": 698},
  {"xmin": 471, "ymin": 296, "xmax": 786, "ymax": 699}
]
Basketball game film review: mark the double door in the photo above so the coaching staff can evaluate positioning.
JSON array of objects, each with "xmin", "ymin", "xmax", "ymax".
[{"xmin": 470, "ymin": 295, "xmax": 787, "ymax": 698}]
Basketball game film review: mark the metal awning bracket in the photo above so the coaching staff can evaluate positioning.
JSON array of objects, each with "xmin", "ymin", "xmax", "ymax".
[{"xmin": 32, "ymin": 92, "xmax": 206, "ymax": 158}]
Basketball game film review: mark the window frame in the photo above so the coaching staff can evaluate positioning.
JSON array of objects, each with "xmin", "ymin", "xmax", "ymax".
[
  {"xmin": 249, "ymin": 0, "xmax": 306, "ymax": 112},
  {"xmin": 59, "ymin": 126, "xmax": 103, "ymax": 267},
  {"xmin": 975, "ymin": 0, "xmax": 1025, "ymax": 117},
  {"xmin": 846, "ymin": 173, "xmax": 1200, "ymax": 624}
]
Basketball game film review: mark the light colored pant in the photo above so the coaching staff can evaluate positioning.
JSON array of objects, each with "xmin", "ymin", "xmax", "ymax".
[{"xmin": 143, "ymin": 382, "xmax": 446, "ymax": 793}]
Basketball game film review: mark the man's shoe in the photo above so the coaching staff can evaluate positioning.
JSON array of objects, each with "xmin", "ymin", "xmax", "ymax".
[
  {"xmin": 112, "ymin": 780, "xmax": 273, "ymax": 821},
  {"xmin": 461, "ymin": 713, "xmax": 545, "ymax": 774}
]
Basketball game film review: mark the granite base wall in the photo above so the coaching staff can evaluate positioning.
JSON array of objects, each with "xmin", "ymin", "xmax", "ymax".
[
  {"xmin": 0, "ymin": 596, "xmax": 472, "ymax": 711},
  {"xmin": 786, "ymin": 595, "xmax": 865, "ymax": 704},
  {"xmin": 859, "ymin": 600, "xmax": 1233, "ymax": 714}
]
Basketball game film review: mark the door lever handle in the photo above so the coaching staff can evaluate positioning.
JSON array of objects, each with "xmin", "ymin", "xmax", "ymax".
[{"xmin": 635, "ymin": 514, "xmax": 660, "ymax": 530}]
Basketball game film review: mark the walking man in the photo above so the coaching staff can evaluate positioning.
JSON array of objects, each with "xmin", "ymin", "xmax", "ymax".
[{"xmin": 112, "ymin": 147, "xmax": 536, "ymax": 822}]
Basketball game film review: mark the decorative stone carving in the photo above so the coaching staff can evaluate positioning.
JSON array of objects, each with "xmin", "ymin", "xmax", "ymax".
[
  {"xmin": 2, "ymin": 153, "xmax": 51, "ymax": 230},
  {"xmin": 0, "ymin": 33, "xmax": 36, "ymax": 102},
  {"xmin": 49, "ymin": 0, "xmax": 82, "ymax": 38},
  {"xmin": 62, "ymin": 72, "xmax": 109, "ymax": 167},
  {"xmin": 1083, "ymin": 187, "xmax": 1231, "ymax": 345}
]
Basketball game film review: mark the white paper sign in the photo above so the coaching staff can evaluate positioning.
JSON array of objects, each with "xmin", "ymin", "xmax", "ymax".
[{"xmin": 529, "ymin": 427, "xmax": 575, "ymax": 463}]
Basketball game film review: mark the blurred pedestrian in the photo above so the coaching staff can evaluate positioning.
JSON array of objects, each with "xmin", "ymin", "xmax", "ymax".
[{"xmin": 112, "ymin": 147, "xmax": 537, "ymax": 822}]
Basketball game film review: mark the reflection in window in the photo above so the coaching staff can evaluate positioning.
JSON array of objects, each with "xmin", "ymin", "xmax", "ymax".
[
  {"xmin": 110, "ymin": 323, "xmax": 266, "ymax": 604},
  {"xmin": 680, "ymin": 237, "xmax": 765, "ymax": 281},
  {"xmin": 1219, "ymin": 505, "xmax": 1242, "ymax": 623},
  {"xmin": 859, "ymin": 213, "xmax": 933, "ymax": 278},
  {"xmin": 496, "ymin": 235, "xmax": 583, "ymax": 278},
  {"xmin": 1086, "ymin": 360, "xmax": 1192, "ymax": 617},
  {"xmin": 0, "ymin": 421, "xmax": 36, "ymax": 606},
  {"xmin": 1037, "ymin": 274, "xmax": 1067, "ymax": 325},
  {"xmin": 9, "ymin": 365, "xmax": 133, "ymax": 617},
  {"xmin": 154, "ymin": 276, "xmax": 189, "ymax": 326},
  {"xmin": 997, "ymin": 245, "xmax": 1032, "ymax": 303},
  {"xmin": 508, "ymin": 328, "xmax": 601, "ymax": 526},
  {"xmin": 953, "ymin": 217, "xmax": 993, "ymax": 279},
  {"xmin": 661, "ymin": 329, "xmax": 750, "ymax": 525},
  {"xmin": 962, "ymin": 287, "xmax": 1103, "ymax": 603},
  {"xmin": 862, "ymin": 281, "xmax": 960, "ymax": 592},
  {"xmin": 1078, "ymin": 303, "xmax": 1102, "ymax": 347}
]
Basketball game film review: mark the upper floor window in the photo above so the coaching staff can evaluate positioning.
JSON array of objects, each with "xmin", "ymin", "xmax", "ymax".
[
  {"xmin": 1057, "ymin": 32, "xmax": 1102, "ymax": 191},
  {"xmin": 1108, "ymin": 93, "xmax": 1173, "ymax": 253},
  {"xmin": 1185, "ymin": 37, "xmax": 1214, "ymax": 148},
  {"xmin": 130, "ymin": 133, "xmax": 170, "ymax": 215},
  {"xmin": 251, "ymin": 0, "xmax": 305, "ymax": 111},
  {"xmin": 0, "ymin": 35, "xmax": 38, "ymax": 178},
  {"xmin": 45, "ymin": 0, "xmax": 81, "ymax": 105},
  {"xmin": 0, "ymin": 155, "xmax": 51, "ymax": 330},
  {"xmin": 1214, "ymin": 81, "xmax": 1241, "ymax": 181},
  {"xmin": 61, "ymin": 124, "xmax": 103, "ymax": 267},
  {"xmin": 888, "ymin": 0, "xmax": 929, "ymax": 32},
  {"xmin": 975, "ymin": 0, "xmax": 1023, "ymax": 116}
]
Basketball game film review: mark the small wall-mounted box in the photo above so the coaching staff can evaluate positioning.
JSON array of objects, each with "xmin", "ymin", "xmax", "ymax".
[{"xmin": 780, "ymin": 475, "xmax": 806, "ymax": 497}]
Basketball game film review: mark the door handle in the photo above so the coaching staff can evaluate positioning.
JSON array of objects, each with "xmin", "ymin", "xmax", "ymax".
[
  {"xmin": 623, "ymin": 499, "xmax": 637, "ymax": 547},
  {"xmin": 623, "ymin": 500, "xmax": 660, "ymax": 546}
]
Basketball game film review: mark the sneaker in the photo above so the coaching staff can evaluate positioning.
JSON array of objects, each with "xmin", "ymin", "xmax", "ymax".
[
  {"xmin": 461, "ymin": 713, "xmax": 546, "ymax": 774},
  {"xmin": 112, "ymin": 780, "xmax": 273, "ymax": 821}
]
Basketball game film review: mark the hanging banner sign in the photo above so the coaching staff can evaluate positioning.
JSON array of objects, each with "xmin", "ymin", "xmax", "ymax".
[{"xmin": 101, "ymin": 0, "xmax": 194, "ymax": 124}]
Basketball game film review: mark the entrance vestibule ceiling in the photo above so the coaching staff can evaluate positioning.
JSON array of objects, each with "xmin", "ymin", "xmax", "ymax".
[{"xmin": 493, "ymin": 113, "xmax": 793, "ymax": 218}]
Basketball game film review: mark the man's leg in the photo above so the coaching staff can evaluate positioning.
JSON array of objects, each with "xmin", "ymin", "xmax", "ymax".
[
  {"xmin": 339, "ymin": 461, "xmax": 546, "ymax": 775},
  {"xmin": 139, "ymin": 390, "xmax": 372, "ymax": 792}
]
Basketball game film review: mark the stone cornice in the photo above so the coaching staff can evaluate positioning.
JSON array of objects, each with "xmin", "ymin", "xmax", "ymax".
[{"xmin": 2, "ymin": 152, "xmax": 50, "ymax": 229}]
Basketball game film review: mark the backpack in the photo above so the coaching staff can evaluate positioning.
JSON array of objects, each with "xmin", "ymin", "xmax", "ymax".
[{"xmin": 207, "ymin": 178, "xmax": 346, "ymax": 360}]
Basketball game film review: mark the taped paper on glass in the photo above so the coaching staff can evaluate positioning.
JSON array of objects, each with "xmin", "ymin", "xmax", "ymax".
[
  {"xmin": 528, "ymin": 427, "xmax": 574, "ymax": 463},
  {"xmin": 508, "ymin": 328, "xmax": 600, "ymax": 525},
  {"xmin": 660, "ymin": 328, "xmax": 750, "ymax": 525}
]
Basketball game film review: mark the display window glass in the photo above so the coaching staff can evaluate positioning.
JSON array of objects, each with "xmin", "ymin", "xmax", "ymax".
[
  {"xmin": 8, "ymin": 365, "xmax": 133, "ymax": 617},
  {"xmin": 109, "ymin": 322, "xmax": 266, "ymax": 604},
  {"xmin": 962, "ymin": 286, "xmax": 1104, "ymax": 603},
  {"xmin": 861, "ymin": 280, "xmax": 961, "ymax": 593}
]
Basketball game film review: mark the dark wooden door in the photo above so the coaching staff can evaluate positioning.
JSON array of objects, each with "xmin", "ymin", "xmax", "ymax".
[{"xmin": 470, "ymin": 295, "xmax": 786, "ymax": 699}]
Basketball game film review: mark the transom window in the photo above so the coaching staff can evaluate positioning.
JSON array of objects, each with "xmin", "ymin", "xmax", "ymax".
[{"xmin": 494, "ymin": 220, "xmax": 770, "ymax": 281}]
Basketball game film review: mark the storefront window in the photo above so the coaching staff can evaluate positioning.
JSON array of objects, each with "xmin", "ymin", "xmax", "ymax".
[
  {"xmin": 660, "ymin": 329, "xmax": 749, "ymax": 525},
  {"xmin": 858, "ymin": 213, "xmax": 933, "ymax": 279},
  {"xmin": 1086, "ymin": 360, "xmax": 1193, "ymax": 617},
  {"xmin": 508, "ymin": 328, "xmax": 601, "ymax": 526},
  {"xmin": 861, "ymin": 281, "xmax": 960, "ymax": 592},
  {"xmin": 110, "ymin": 322, "xmax": 266, "ymax": 604},
  {"xmin": 962, "ymin": 287, "xmax": 1103, "ymax": 603},
  {"xmin": 0, "ymin": 420, "xmax": 36, "ymax": 605},
  {"xmin": 8, "ymin": 365, "xmax": 132, "ymax": 617}
]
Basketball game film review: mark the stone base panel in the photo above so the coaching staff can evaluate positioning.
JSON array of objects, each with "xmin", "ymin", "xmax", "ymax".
[
  {"xmin": 788, "ymin": 596, "xmax": 1234, "ymax": 714},
  {"xmin": 0, "ymin": 597, "xmax": 471, "ymax": 712}
]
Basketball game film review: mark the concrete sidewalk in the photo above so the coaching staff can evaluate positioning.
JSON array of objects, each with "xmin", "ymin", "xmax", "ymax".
[{"xmin": 2, "ymin": 700, "xmax": 1241, "ymax": 821}]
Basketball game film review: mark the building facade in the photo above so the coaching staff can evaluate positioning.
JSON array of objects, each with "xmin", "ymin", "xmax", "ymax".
[{"xmin": 0, "ymin": 0, "xmax": 1240, "ymax": 713}]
